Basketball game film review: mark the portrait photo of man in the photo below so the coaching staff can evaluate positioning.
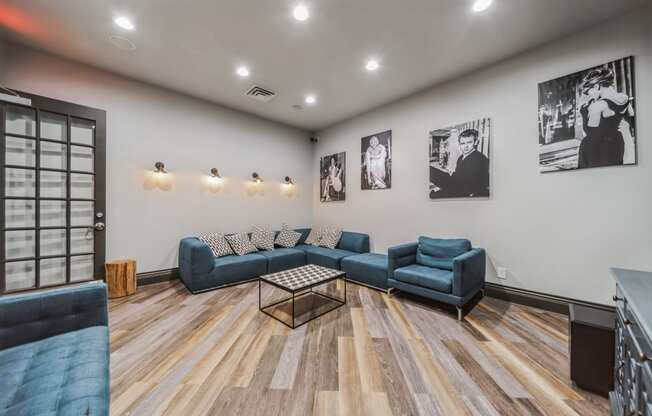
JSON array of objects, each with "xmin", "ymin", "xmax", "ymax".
[{"xmin": 429, "ymin": 119, "xmax": 491, "ymax": 199}]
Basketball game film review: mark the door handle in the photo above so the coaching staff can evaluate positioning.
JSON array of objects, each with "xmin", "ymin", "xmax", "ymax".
[{"xmin": 94, "ymin": 222, "xmax": 105, "ymax": 231}]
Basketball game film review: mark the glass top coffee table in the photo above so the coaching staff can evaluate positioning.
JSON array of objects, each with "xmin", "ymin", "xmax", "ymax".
[{"xmin": 258, "ymin": 264, "xmax": 347, "ymax": 329}]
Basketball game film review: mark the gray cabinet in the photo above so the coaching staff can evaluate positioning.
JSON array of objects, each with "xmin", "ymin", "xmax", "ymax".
[{"xmin": 611, "ymin": 268, "xmax": 652, "ymax": 416}]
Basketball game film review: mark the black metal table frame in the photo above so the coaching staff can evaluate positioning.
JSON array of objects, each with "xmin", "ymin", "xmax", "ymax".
[{"xmin": 258, "ymin": 273, "xmax": 347, "ymax": 329}]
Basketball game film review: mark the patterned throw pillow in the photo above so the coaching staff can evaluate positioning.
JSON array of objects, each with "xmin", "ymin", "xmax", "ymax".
[
  {"xmin": 225, "ymin": 232, "xmax": 259, "ymax": 256},
  {"xmin": 304, "ymin": 227, "xmax": 323, "ymax": 246},
  {"xmin": 251, "ymin": 225, "xmax": 275, "ymax": 251},
  {"xmin": 198, "ymin": 233, "xmax": 234, "ymax": 257},
  {"xmin": 275, "ymin": 226, "xmax": 302, "ymax": 248},
  {"xmin": 318, "ymin": 226, "xmax": 342, "ymax": 249}
]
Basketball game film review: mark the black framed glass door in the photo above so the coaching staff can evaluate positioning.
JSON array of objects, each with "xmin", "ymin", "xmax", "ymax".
[{"xmin": 0, "ymin": 92, "xmax": 106, "ymax": 294}]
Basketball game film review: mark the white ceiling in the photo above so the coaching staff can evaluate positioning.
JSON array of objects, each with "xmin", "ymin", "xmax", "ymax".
[{"xmin": 0, "ymin": 0, "xmax": 646, "ymax": 131}]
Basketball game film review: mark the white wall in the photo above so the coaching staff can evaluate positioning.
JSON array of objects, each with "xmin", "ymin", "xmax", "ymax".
[
  {"xmin": 1, "ymin": 42, "xmax": 314, "ymax": 273},
  {"xmin": 313, "ymin": 6, "xmax": 652, "ymax": 305}
]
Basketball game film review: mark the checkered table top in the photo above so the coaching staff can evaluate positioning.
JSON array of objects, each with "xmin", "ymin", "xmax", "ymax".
[{"xmin": 260, "ymin": 264, "xmax": 345, "ymax": 292}]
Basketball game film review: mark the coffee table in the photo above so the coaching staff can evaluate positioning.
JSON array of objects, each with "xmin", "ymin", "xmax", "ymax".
[{"xmin": 259, "ymin": 264, "xmax": 346, "ymax": 328}]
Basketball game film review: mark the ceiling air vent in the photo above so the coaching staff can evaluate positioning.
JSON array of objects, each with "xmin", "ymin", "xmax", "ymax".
[{"xmin": 245, "ymin": 85, "xmax": 277, "ymax": 103}]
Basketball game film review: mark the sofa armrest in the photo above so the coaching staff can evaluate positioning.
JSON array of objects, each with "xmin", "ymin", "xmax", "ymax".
[
  {"xmin": 179, "ymin": 238, "xmax": 215, "ymax": 280},
  {"xmin": 452, "ymin": 248, "xmax": 486, "ymax": 297},
  {"xmin": 0, "ymin": 281, "xmax": 108, "ymax": 350},
  {"xmin": 388, "ymin": 242, "xmax": 418, "ymax": 279}
]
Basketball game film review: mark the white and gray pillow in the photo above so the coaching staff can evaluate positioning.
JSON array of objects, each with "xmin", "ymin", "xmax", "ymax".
[
  {"xmin": 225, "ymin": 232, "xmax": 259, "ymax": 256},
  {"xmin": 304, "ymin": 227, "xmax": 323, "ymax": 246},
  {"xmin": 275, "ymin": 225, "xmax": 302, "ymax": 248},
  {"xmin": 318, "ymin": 226, "xmax": 342, "ymax": 249},
  {"xmin": 198, "ymin": 232, "xmax": 234, "ymax": 257},
  {"xmin": 251, "ymin": 225, "xmax": 275, "ymax": 251}
]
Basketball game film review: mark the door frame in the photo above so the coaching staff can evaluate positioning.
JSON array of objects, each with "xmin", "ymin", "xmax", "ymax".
[{"xmin": 1, "ymin": 91, "xmax": 106, "ymax": 294}]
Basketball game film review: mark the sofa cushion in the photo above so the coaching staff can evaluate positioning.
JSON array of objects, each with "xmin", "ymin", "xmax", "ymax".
[
  {"xmin": 225, "ymin": 232, "xmax": 259, "ymax": 256},
  {"xmin": 393, "ymin": 264, "xmax": 453, "ymax": 293},
  {"xmin": 341, "ymin": 253, "xmax": 388, "ymax": 290},
  {"xmin": 198, "ymin": 232, "xmax": 234, "ymax": 257},
  {"xmin": 318, "ymin": 226, "xmax": 342, "ymax": 249},
  {"xmin": 251, "ymin": 225, "xmax": 275, "ymax": 251},
  {"xmin": 416, "ymin": 237, "xmax": 471, "ymax": 271},
  {"xmin": 257, "ymin": 248, "xmax": 306, "ymax": 273},
  {"xmin": 0, "ymin": 326, "xmax": 109, "ymax": 416},
  {"xmin": 295, "ymin": 244, "xmax": 357, "ymax": 269},
  {"xmin": 338, "ymin": 231, "xmax": 370, "ymax": 253},
  {"xmin": 304, "ymin": 227, "xmax": 323, "ymax": 246},
  {"xmin": 275, "ymin": 227, "xmax": 302, "ymax": 248}
]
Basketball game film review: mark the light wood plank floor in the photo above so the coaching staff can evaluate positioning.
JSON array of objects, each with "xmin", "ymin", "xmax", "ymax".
[{"xmin": 109, "ymin": 280, "xmax": 608, "ymax": 415}]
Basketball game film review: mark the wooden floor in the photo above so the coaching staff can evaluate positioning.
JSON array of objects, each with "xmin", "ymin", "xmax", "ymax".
[{"xmin": 108, "ymin": 280, "xmax": 608, "ymax": 416}]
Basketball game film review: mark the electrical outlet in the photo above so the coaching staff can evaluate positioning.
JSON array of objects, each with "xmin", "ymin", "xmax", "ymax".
[{"xmin": 497, "ymin": 267, "xmax": 507, "ymax": 279}]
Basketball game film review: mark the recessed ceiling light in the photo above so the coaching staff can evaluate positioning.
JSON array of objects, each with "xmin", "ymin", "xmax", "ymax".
[
  {"xmin": 305, "ymin": 95, "xmax": 316, "ymax": 104},
  {"xmin": 293, "ymin": 4, "xmax": 310, "ymax": 21},
  {"xmin": 472, "ymin": 0, "xmax": 492, "ymax": 12},
  {"xmin": 365, "ymin": 59, "xmax": 379, "ymax": 71},
  {"xmin": 114, "ymin": 16, "xmax": 135, "ymax": 31},
  {"xmin": 236, "ymin": 66, "xmax": 250, "ymax": 77}
]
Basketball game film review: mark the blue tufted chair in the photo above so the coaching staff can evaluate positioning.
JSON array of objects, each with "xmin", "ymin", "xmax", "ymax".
[{"xmin": 387, "ymin": 237, "xmax": 486, "ymax": 320}]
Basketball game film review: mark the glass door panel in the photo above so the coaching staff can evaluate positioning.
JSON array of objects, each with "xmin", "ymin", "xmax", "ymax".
[
  {"xmin": 70, "ymin": 201, "xmax": 93, "ymax": 226},
  {"xmin": 5, "ymin": 106, "xmax": 36, "ymax": 136},
  {"xmin": 71, "ymin": 146, "xmax": 94, "ymax": 172},
  {"xmin": 5, "ymin": 229, "xmax": 35, "ymax": 259},
  {"xmin": 5, "ymin": 168, "xmax": 36, "ymax": 197},
  {"xmin": 40, "ymin": 257, "xmax": 67, "ymax": 286},
  {"xmin": 40, "ymin": 171, "xmax": 67, "ymax": 198},
  {"xmin": 40, "ymin": 141, "xmax": 67, "ymax": 170},
  {"xmin": 40, "ymin": 112, "xmax": 67, "ymax": 141},
  {"xmin": 70, "ymin": 228, "xmax": 93, "ymax": 254},
  {"xmin": 71, "ymin": 118, "xmax": 95, "ymax": 146},
  {"xmin": 5, "ymin": 261, "xmax": 35, "ymax": 291},
  {"xmin": 39, "ymin": 200, "xmax": 66, "ymax": 227},
  {"xmin": 71, "ymin": 173, "xmax": 94, "ymax": 199},
  {"xmin": 5, "ymin": 200, "xmax": 35, "ymax": 228},
  {"xmin": 5, "ymin": 137, "xmax": 36, "ymax": 167},
  {"xmin": 40, "ymin": 229, "xmax": 67, "ymax": 256},
  {"xmin": 2, "ymin": 96, "xmax": 105, "ymax": 294},
  {"xmin": 70, "ymin": 255, "xmax": 94, "ymax": 281}
]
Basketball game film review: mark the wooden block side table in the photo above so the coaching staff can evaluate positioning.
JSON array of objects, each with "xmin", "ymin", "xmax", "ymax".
[{"xmin": 105, "ymin": 259, "xmax": 137, "ymax": 299}]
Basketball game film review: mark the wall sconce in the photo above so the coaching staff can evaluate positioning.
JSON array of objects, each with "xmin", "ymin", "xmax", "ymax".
[
  {"xmin": 210, "ymin": 168, "xmax": 222, "ymax": 179},
  {"xmin": 154, "ymin": 161, "xmax": 167, "ymax": 174},
  {"xmin": 252, "ymin": 172, "xmax": 263, "ymax": 183},
  {"xmin": 283, "ymin": 176, "xmax": 294, "ymax": 186}
]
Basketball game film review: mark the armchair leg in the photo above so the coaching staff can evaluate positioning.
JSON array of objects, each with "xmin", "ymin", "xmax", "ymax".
[
  {"xmin": 456, "ymin": 306, "xmax": 463, "ymax": 321},
  {"xmin": 387, "ymin": 287, "xmax": 395, "ymax": 297}
]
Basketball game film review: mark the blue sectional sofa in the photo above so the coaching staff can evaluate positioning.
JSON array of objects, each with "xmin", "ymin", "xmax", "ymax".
[
  {"xmin": 0, "ymin": 281, "xmax": 110, "ymax": 416},
  {"xmin": 388, "ymin": 237, "xmax": 485, "ymax": 320},
  {"xmin": 179, "ymin": 228, "xmax": 370, "ymax": 293}
]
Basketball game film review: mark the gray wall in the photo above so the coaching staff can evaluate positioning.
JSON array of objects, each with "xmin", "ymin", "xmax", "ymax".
[
  {"xmin": 313, "ymin": 7, "xmax": 652, "ymax": 305},
  {"xmin": 1, "ymin": 42, "xmax": 314, "ymax": 273}
]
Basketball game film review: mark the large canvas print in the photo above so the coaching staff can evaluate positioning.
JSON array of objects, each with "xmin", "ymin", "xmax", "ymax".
[
  {"xmin": 538, "ymin": 56, "xmax": 636, "ymax": 172},
  {"xmin": 320, "ymin": 152, "xmax": 346, "ymax": 202},
  {"xmin": 429, "ymin": 118, "xmax": 490, "ymax": 199},
  {"xmin": 361, "ymin": 130, "xmax": 392, "ymax": 190}
]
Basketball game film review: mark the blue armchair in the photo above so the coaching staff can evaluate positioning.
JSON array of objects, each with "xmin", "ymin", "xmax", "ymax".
[
  {"xmin": 0, "ymin": 281, "xmax": 110, "ymax": 416},
  {"xmin": 388, "ymin": 237, "xmax": 485, "ymax": 320}
]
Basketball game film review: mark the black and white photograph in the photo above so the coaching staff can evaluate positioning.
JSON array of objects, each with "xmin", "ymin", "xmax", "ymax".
[
  {"xmin": 361, "ymin": 130, "xmax": 392, "ymax": 190},
  {"xmin": 320, "ymin": 152, "xmax": 346, "ymax": 202},
  {"xmin": 429, "ymin": 118, "xmax": 490, "ymax": 199},
  {"xmin": 538, "ymin": 56, "xmax": 636, "ymax": 172}
]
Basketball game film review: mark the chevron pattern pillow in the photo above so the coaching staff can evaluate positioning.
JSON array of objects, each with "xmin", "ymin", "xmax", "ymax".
[
  {"xmin": 275, "ymin": 225, "xmax": 302, "ymax": 248},
  {"xmin": 318, "ymin": 226, "xmax": 342, "ymax": 249},
  {"xmin": 251, "ymin": 225, "xmax": 275, "ymax": 251},
  {"xmin": 198, "ymin": 232, "xmax": 234, "ymax": 257},
  {"xmin": 304, "ymin": 227, "xmax": 323, "ymax": 246},
  {"xmin": 225, "ymin": 232, "xmax": 259, "ymax": 256}
]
